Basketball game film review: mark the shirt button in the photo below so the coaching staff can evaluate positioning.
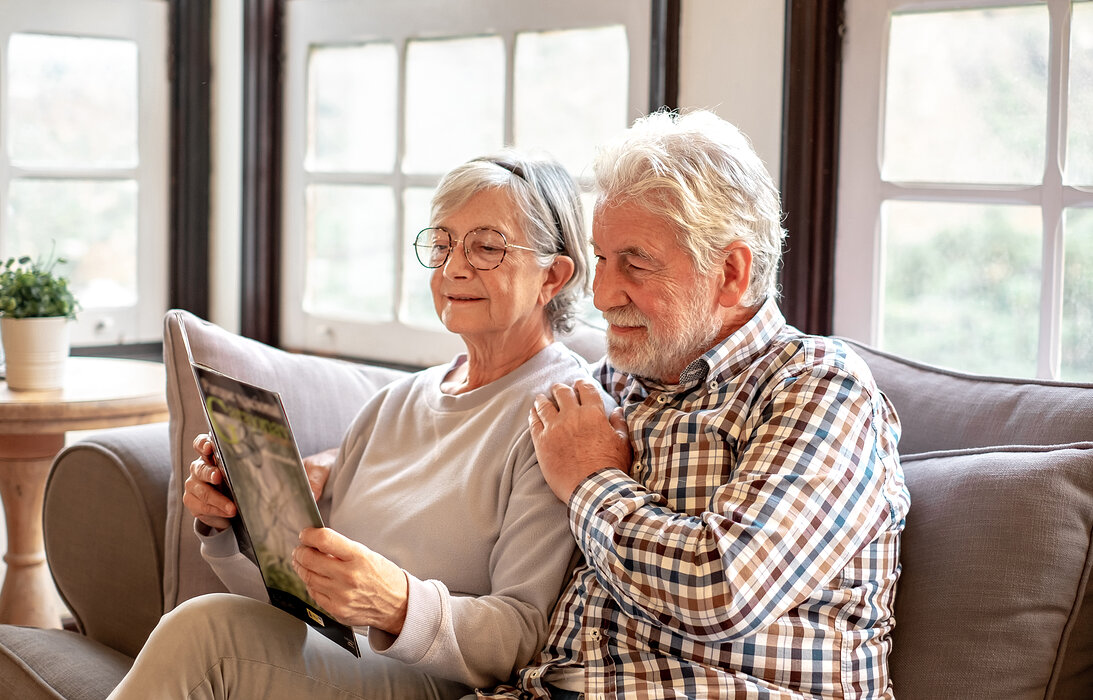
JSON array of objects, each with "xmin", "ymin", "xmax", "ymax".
[
  {"xmin": 588, "ymin": 628, "xmax": 601, "ymax": 640},
  {"xmin": 528, "ymin": 669, "xmax": 540, "ymax": 679}
]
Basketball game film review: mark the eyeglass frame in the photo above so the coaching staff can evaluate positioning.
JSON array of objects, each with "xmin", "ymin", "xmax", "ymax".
[{"xmin": 412, "ymin": 226, "xmax": 539, "ymax": 271}]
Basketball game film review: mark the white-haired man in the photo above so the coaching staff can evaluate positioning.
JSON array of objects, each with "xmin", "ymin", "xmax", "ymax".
[{"xmin": 479, "ymin": 110, "xmax": 910, "ymax": 699}]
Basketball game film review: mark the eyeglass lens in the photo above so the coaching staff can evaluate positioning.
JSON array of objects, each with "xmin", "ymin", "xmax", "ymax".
[{"xmin": 414, "ymin": 228, "xmax": 510, "ymax": 270}]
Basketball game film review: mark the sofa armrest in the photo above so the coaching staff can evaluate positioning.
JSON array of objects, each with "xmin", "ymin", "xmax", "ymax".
[{"xmin": 44, "ymin": 422, "xmax": 172, "ymax": 659}]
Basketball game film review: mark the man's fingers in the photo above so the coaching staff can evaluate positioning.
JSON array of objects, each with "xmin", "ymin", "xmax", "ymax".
[
  {"xmin": 573, "ymin": 380, "xmax": 605, "ymax": 409},
  {"xmin": 550, "ymin": 383, "xmax": 580, "ymax": 409},
  {"xmin": 609, "ymin": 406, "xmax": 628, "ymax": 435}
]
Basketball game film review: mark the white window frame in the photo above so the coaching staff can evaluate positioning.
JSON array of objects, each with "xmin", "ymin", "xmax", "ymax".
[
  {"xmin": 280, "ymin": 0, "xmax": 652, "ymax": 367},
  {"xmin": 835, "ymin": 0, "xmax": 1092, "ymax": 379},
  {"xmin": 0, "ymin": 0, "xmax": 169, "ymax": 346}
]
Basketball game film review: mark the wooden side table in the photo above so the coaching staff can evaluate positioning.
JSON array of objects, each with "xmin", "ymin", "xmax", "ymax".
[{"xmin": 0, "ymin": 357, "xmax": 168, "ymax": 628}]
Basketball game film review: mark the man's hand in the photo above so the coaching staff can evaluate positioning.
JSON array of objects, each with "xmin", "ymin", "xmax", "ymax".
[
  {"xmin": 292, "ymin": 528, "xmax": 409, "ymax": 634},
  {"xmin": 529, "ymin": 379, "xmax": 630, "ymax": 502},
  {"xmin": 303, "ymin": 447, "xmax": 337, "ymax": 501},
  {"xmin": 182, "ymin": 433, "xmax": 237, "ymax": 532}
]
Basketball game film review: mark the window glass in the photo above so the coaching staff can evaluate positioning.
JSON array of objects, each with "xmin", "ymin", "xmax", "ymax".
[
  {"xmin": 514, "ymin": 26, "xmax": 628, "ymax": 175},
  {"xmin": 883, "ymin": 6, "xmax": 1048, "ymax": 184},
  {"xmin": 8, "ymin": 179, "xmax": 138, "ymax": 308},
  {"xmin": 7, "ymin": 33, "xmax": 137, "ymax": 168},
  {"xmin": 1062, "ymin": 208, "xmax": 1093, "ymax": 381},
  {"xmin": 1067, "ymin": 2, "xmax": 1093, "ymax": 186},
  {"xmin": 307, "ymin": 43, "xmax": 397, "ymax": 172},
  {"xmin": 880, "ymin": 201, "xmax": 1041, "ymax": 377},
  {"xmin": 403, "ymin": 36, "xmax": 505, "ymax": 174},
  {"xmin": 303, "ymin": 184, "xmax": 395, "ymax": 321},
  {"xmin": 401, "ymin": 187, "xmax": 442, "ymax": 329}
]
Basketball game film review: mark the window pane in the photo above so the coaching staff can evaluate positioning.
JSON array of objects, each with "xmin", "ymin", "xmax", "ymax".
[
  {"xmin": 7, "ymin": 179, "xmax": 138, "ymax": 307},
  {"xmin": 884, "ymin": 7, "xmax": 1047, "ymax": 184},
  {"xmin": 514, "ymin": 26, "xmax": 629, "ymax": 175},
  {"xmin": 1062, "ymin": 208, "xmax": 1093, "ymax": 381},
  {"xmin": 307, "ymin": 43, "xmax": 397, "ymax": 172},
  {"xmin": 1067, "ymin": 2, "xmax": 1093, "ymax": 185},
  {"xmin": 880, "ymin": 201, "xmax": 1041, "ymax": 377},
  {"xmin": 404, "ymin": 36, "xmax": 504, "ymax": 174},
  {"xmin": 7, "ymin": 33, "xmax": 137, "ymax": 168},
  {"xmin": 401, "ymin": 187, "xmax": 443, "ymax": 329},
  {"xmin": 304, "ymin": 185, "xmax": 395, "ymax": 321}
]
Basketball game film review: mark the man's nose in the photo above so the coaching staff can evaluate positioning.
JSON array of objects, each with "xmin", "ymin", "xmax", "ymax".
[{"xmin": 592, "ymin": 264, "xmax": 628, "ymax": 311}]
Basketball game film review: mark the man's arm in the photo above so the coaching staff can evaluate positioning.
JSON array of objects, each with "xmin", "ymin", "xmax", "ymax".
[{"xmin": 532, "ymin": 364, "xmax": 899, "ymax": 644}]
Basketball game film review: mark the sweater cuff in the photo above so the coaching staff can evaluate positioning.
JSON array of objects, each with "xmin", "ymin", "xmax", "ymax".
[
  {"xmin": 368, "ymin": 573, "xmax": 444, "ymax": 663},
  {"xmin": 195, "ymin": 519, "xmax": 241, "ymax": 559}
]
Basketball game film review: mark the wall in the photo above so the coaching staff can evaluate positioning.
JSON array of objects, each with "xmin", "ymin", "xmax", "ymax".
[
  {"xmin": 206, "ymin": 0, "xmax": 787, "ymax": 330},
  {"xmin": 677, "ymin": 0, "xmax": 785, "ymax": 183}
]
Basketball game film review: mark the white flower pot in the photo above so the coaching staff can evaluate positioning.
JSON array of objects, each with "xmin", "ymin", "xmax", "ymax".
[{"xmin": 1, "ymin": 316, "xmax": 71, "ymax": 391}]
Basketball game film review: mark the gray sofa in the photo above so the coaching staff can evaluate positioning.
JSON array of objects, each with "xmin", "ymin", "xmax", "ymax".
[{"xmin": 0, "ymin": 309, "xmax": 1090, "ymax": 699}]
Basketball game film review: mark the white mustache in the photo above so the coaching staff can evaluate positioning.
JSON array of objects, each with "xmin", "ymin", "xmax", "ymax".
[{"xmin": 602, "ymin": 306, "xmax": 650, "ymax": 328}]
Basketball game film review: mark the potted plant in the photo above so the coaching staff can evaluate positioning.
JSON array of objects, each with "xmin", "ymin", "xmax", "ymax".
[{"xmin": 0, "ymin": 250, "xmax": 81, "ymax": 391}]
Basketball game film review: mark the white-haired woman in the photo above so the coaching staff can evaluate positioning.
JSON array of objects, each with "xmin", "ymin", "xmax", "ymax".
[{"xmin": 108, "ymin": 151, "xmax": 607, "ymax": 700}]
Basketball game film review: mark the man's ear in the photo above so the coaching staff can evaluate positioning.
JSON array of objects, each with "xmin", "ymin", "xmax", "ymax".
[
  {"xmin": 717, "ymin": 242, "xmax": 752, "ymax": 308},
  {"xmin": 538, "ymin": 255, "xmax": 576, "ymax": 306}
]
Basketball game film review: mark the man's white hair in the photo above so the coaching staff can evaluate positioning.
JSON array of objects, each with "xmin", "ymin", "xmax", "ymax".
[{"xmin": 592, "ymin": 109, "xmax": 786, "ymax": 306}]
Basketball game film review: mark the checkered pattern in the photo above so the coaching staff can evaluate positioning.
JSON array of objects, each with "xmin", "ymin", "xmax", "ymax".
[{"xmin": 480, "ymin": 300, "xmax": 909, "ymax": 699}]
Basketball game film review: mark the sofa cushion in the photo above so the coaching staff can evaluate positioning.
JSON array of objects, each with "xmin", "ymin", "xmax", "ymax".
[
  {"xmin": 841, "ymin": 338, "xmax": 1093, "ymax": 456},
  {"xmin": 162, "ymin": 310, "xmax": 409, "ymax": 611},
  {"xmin": 890, "ymin": 443, "xmax": 1093, "ymax": 700}
]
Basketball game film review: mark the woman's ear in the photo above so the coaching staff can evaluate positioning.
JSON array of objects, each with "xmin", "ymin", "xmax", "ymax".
[
  {"xmin": 538, "ymin": 255, "xmax": 575, "ymax": 306},
  {"xmin": 717, "ymin": 242, "xmax": 753, "ymax": 308}
]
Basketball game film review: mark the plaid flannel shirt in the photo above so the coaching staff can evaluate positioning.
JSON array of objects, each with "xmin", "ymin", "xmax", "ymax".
[{"xmin": 480, "ymin": 300, "xmax": 910, "ymax": 699}]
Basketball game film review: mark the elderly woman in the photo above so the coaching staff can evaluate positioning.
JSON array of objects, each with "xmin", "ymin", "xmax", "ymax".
[{"xmin": 107, "ymin": 151, "xmax": 604, "ymax": 700}]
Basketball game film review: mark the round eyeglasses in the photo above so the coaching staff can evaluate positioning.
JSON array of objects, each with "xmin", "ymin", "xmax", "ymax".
[{"xmin": 413, "ymin": 227, "xmax": 537, "ymax": 271}]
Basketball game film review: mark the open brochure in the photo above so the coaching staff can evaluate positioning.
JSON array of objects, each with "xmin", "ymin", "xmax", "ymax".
[{"xmin": 187, "ymin": 359, "xmax": 360, "ymax": 657}]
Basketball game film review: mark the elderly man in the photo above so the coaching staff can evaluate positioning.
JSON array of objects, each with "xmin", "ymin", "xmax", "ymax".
[{"xmin": 479, "ymin": 110, "xmax": 910, "ymax": 699}]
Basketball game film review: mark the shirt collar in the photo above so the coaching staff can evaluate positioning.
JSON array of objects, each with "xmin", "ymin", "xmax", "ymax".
[{"xmin": 627, "ymin": 298, "xmax": 787, "ymax": 396}]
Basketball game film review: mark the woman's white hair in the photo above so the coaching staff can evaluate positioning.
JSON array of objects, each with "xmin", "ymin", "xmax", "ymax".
[
  {"xmin": 592, "ymin": 109, "xmax": 786, "ymax": 307},
  {"xmin": 430, "ymin": 149, "xmax": 589, "ymax": 334}
]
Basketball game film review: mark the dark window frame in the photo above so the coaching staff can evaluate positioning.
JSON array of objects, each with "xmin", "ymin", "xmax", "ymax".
[{"xmin": 779, "ymin": 0, "xmax": 843, "ymax": 335}]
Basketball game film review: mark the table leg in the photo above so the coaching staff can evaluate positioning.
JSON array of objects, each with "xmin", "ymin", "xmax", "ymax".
[{"xmin": 0, "ymin": 433, "xmax": 65, "ymax": 628}]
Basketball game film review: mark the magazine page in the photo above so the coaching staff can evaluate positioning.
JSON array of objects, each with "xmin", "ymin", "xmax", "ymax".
[{"xmin": 191, "ymin": 362, "xmax": 360, "ymax": 657}]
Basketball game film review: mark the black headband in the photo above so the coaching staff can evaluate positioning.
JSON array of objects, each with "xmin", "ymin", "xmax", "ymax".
[{"xmin": 481, "ymin": 158, "xmax": 566, "ymax": 248}]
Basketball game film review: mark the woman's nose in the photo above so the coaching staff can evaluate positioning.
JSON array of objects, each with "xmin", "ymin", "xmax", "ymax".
[{"xmin": 441, "ymin": 241, "xmax": 475, "ymax": 278}]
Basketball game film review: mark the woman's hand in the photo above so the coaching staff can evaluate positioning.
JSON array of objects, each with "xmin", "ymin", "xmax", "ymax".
[
  {"xmin": 293, "ymin": 528, "xmax": 409, "ymax": 634},
  {"xmin": 182, "ymin": 433, "xmax": 237, "ymax": 532},
  {"xmin": 302, "ymin": 447, "xmax": 338, "ymax": 501}
]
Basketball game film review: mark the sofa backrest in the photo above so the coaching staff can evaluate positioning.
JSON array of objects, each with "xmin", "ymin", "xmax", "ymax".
[
  {"xmin": 843, "ymin": 338, "xmax": 1093, "ymax": 700},
  {"xmin": 840, "ymin": 338, "xmax": 1093, "ymax": 456}
]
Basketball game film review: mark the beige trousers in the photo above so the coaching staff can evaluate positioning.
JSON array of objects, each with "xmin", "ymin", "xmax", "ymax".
[{"xmin": 106, "ymin": 593, "xmax": 471, "ymax": 700}]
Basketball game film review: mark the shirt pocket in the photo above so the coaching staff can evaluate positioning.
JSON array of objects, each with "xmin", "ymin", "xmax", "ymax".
[{"xmin": 644, "ymin": 421, "xmax": 738, "ymax": 515}]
